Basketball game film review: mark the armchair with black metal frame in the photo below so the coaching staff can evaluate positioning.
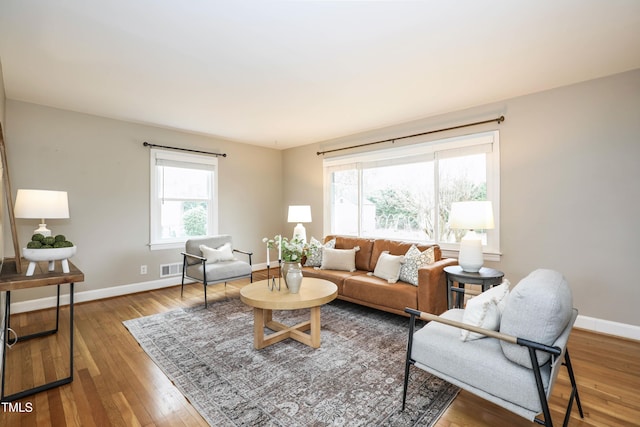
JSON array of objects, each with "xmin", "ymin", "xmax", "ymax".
[
  {"xmin": 181, "ymin": 235, "xmax": 253, "ymax": 307},
  {"xmin": 401, "ymin": 269, "xmax": 584, "ymax": 427}
]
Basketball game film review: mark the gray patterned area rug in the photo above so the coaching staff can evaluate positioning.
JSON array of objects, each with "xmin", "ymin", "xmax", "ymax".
[{"xmin": 123, "ymin": 297, "xmax": 458, "ymax": 426}]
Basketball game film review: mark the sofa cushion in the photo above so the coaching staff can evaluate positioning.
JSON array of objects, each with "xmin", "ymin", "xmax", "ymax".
[
  {"xmin": 500, "ymin": 269, "xmax": 573, "ymax": 368},
  {"xmin": 301, "ymin": 266, "xmax": 364, "ymax": 294},
  {"xmin": 412, "ymin": 309, "xmax": 550, "ymax": 415},
  {"xmin": 186, "ymin": 259, "xmax": 251, "ymax": 283},
  {"xmin": 399, "ymin": 245, "xmax": 435, "ymax": 286},
  {"xmin": 370, "ymin": 251, "xmax": 405, "ymax": 283},
  {"xmin": 326, "ymin": 235, "xmax": 374, "ymax": 271},
  {"xmin": 342, "ymin": 274, "xmax": 417, "ymax": 312},
  {"xmin": 320, "ymin": 247, "xmax": 360, "ymax": 272}
]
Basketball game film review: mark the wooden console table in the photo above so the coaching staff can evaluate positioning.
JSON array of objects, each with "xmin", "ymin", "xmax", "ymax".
[{"xmin": 0, "ymin": 258, "xmax": 84, "ymax": 402}]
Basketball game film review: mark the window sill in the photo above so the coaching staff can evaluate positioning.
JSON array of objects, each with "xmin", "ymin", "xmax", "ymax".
[
  {"xmin": 149, "ymin": 241, "xmax": 185, "ymax": 251},
  {"xmin": 441, "ymin": 249, "xmax": 502, "ymax": 262}
]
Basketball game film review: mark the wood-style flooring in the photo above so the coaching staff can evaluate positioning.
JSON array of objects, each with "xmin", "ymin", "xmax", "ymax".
[{"xmin": 1, "ymin": 270, "xmax": 639, "ymax": 426}]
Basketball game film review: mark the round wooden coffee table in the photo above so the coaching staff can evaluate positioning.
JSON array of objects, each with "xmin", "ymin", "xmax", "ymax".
[{"xmin": 240, "ymin": 277, "xmax": 337, "ymax": 349}]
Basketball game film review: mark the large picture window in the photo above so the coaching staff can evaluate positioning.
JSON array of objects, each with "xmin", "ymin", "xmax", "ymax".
[
  {"xmin": 324, "ymin": 131, "xmax": 500, "ymax": 257},
  {"xmin": 149, "ymin": 149, "xmax": 218, "ymax": 249}
]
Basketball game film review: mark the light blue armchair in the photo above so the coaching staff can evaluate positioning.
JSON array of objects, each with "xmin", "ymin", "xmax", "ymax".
[
  {"xmin": 402, "ymin": 269, "xmax": 583, "ymax": 427},
  {"xmin": 181, "ymin": 235, "xmax": 252, "ymax": 307}
]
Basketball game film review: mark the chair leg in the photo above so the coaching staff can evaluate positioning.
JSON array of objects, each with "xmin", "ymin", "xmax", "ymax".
[
  {"xmin": 180, "ymin": 272, "xmax": 185, "ymax": 298},
  {"xmin": 181, "ymin": 256, "xmax": 188, "ymax": 298},
  {"xmin": 203, "ymin": 265, "xmax": 208, "ymax": 308},
  {"xmin": 529, "ymin": 346, "xmax": 554, "ymax": 427},
  {"xmin": 402, "ymin": 356, "xmax": 412, "ymax": 411},
  {"xmin": 562, "ymin": 349, "xmax": 584, "ymax": 426},
  {"xmin": 402, "ymin": 312, "xmax": 418, "ymax": 411}
]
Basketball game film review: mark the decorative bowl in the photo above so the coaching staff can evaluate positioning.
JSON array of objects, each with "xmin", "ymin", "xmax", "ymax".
[{"xmin": 23, "ymin": 246, "xmax": 77, "ymax": 262}]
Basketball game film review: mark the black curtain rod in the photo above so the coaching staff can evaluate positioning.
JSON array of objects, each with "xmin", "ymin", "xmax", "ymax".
[
  {"xmin": 316, "ymin": 115, "xmax": 505, "ymax": 156},
  {"xmin": 143, "ymin": 141, "xmax": 227, "ymax": 157}
]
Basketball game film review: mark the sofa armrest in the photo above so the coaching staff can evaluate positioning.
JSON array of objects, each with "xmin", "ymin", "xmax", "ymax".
[{"xmin": 416, "ymin": 257, "xmax": 458, "ymax": 315}]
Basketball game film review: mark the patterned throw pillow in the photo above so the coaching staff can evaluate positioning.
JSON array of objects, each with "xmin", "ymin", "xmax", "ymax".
[
  {"xmin": 304, "ymin": 237, "xmax": 336, "ymax": 267},
  {"xmin": 398, "ymin": 245, "xmax": 435, "ymax": 286}
]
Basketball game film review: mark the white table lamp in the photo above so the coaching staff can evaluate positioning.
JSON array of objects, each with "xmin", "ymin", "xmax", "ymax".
[
  {"xmin": 14, "ymin": 189, "xmax": 70, "ymax": 237},
  {"xmin": 449, "ymin": 201, "xmax": 494, "ymax": 272},
  {"xmin": 287, "ymin": 205, "xmax": 312, "ymax": 243}
]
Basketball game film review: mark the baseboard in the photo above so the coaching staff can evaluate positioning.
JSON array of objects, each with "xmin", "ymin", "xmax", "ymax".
[
  {"xmin": 575, "ymin": 315, "xmax": 640, "ymax": 341},
  {"xmin": 8, "ymin": 276, "xmax": 195, "ymax": 314},
  {"xmin": 7, "ymin": 275, "xmax": 640, "ymax": 342}
]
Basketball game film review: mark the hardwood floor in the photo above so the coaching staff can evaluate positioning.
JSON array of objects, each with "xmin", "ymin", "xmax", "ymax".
[{"xmin": 2, "ymin": 270, "xmax": 639, "ymax": 426}]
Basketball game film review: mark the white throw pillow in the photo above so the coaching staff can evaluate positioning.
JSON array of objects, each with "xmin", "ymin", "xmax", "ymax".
[
  {"xmin": 460, "ymin": 282, "xmax": 510, "ymax": 341},
  {"xmin": 495, "ymin": 279, "xmax": 511, "ymax": 313},
  {"xmin": 370, "ymin": 251, "xmax": 405, "ymax": 283},
  {"xmin": 304, "ymin": 237, "xmax": 336, "ymax": 267},
  {"xmin": 399, "ymin": 245, "xmax": 435, "ymax": 286},
  {"xmin": 320, "ymin": 246, "xmax": 360, "ymax": 272},
  {"xmin": 200, "ymin": 243, "xmax": 235, "ymax": 264}
]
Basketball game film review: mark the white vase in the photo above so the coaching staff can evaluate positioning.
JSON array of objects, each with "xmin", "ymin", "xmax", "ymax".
[
  {"xmin": 286, "ymin": 268, "xmax": 303, "ymax": 294},
  {"xmin": 283, "ymin": 261, "xmax": 303, "ymax": 293}
]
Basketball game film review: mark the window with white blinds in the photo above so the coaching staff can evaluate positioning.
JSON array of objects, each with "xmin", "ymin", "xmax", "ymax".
[{"xmin": 149, "ymin": 149, "xmax": 218, "ymax": 249}]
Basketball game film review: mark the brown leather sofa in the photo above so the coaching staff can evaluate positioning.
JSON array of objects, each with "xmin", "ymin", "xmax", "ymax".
[{"xmin": 301, "ymin": 235, "xmax": 457, "ymax": 316}]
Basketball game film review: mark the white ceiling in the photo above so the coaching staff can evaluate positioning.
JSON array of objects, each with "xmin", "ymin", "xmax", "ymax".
[{"xmin": 1, "ymin": 1, "xmax": 639, "ymax": 149}]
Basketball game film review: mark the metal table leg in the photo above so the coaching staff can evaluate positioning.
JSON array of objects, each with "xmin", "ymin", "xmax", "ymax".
[{"xmin": 1, "ymin": 283, "xmax": 74, "ymax": 402}]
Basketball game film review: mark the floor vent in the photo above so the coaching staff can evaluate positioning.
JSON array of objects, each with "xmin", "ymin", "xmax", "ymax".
[{"xmin": 160, "ymin": 262, "xmax": 183, "ymax": 278}]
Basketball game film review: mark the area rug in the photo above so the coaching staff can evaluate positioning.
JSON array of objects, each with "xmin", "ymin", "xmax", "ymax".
[{"xmin": 123, "ymin": 297, "xmax": 458, "ymax": 426}]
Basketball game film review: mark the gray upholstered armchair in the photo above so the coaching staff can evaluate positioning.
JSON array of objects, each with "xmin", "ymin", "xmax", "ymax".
[
  {"xmin": 181, "ymin": 235, "xmax": 253, "ymax": 307},
  {"xmin": 402, "ymin": 269, "xmax": 583, "ymax": 427}
]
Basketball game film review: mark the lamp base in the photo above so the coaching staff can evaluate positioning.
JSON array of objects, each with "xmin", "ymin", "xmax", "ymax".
[
  {"xmin": 458, "ymin": 230, "xmax": 484, "ymax": 273},
  {"xmin": 34, "ymin": 223, "xmax": 52, "ymax": 237},
  {"xmin": 292, "ymin": 223, "xmax": 307, "ymax": 243}
]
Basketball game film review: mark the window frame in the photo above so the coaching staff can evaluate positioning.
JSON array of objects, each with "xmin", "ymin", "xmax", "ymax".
[
  {"xmin": 323, "ymin": 130, "xmax": 500, "ymax": 260},
  {"xmin": 149, "ymin": 148, "xmax": 218, "ymax": 250}
]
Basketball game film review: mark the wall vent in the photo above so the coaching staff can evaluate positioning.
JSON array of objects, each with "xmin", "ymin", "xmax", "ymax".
[{"xmin": 160, "ymin": 262, "xmax": 183, "ymax": 278}]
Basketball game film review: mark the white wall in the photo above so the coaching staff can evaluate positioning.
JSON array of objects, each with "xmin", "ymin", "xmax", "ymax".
[
  {"xmin": 283, "ymin": 69, "xmax": 640, "ymax": 329},
  {"xmin": 3, "ymin": 101, "xmax": 284, "ymax": 303}
]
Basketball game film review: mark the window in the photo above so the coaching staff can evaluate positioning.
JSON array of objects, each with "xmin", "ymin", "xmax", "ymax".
[
  {"xmin": 324, "ymin": 131, "xmax": 500, "ymax": 258},
  {"xmin": 150, "ymin": 149, "xmax": 218, "ymax": 250}
]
